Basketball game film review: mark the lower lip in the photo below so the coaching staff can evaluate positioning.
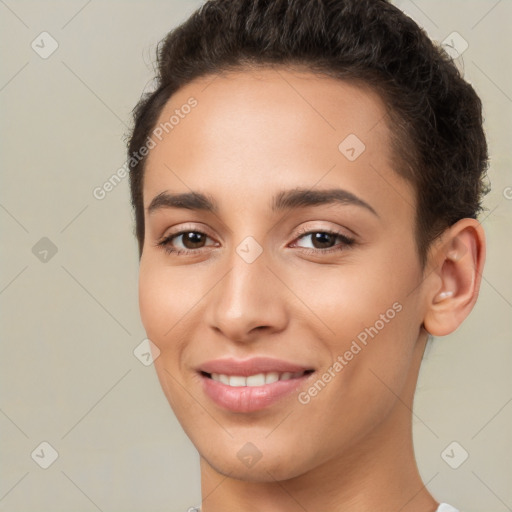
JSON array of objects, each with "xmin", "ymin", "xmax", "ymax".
[{"xmin": 200, "ymin": 373, "xmax": 312, "ymax": 413}]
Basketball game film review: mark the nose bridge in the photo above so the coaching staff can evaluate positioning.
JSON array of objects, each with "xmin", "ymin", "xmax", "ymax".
[{"xmin": 207, "ymin": 238, "xmax": 287, "ymax": 340}]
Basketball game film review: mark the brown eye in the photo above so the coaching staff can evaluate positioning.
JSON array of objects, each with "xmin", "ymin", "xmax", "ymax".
[
  {"xmin": 179, "ymin": 232, "xmax": 208, "ymax": 249},
  {"xmin": 308, "ymin": 232, "xmax": 337, "ymax": 249},
  {"xmin": 156, "ymin": 229, "xmax": 217, "ymax": 255},
  {"xmin": 293, "ymin": 229, "xmax": 355, "ymax": 253}
]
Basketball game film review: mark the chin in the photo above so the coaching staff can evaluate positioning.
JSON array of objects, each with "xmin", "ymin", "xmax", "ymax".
[
  {"xmin": 195, "ymin": 435, "xmax": 321, "ymax": 483},
  {"xmin": 204, "ymin": 454, "xmax": 305, "ymax": 483}
]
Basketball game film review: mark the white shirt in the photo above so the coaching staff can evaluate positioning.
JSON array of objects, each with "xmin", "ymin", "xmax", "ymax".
[
  {"xmin": 190, "ymin": 504, "xmax": 459, "ymax": 511},
  {"xmin": 437, "ymin": 504, "xmax": 459, "ymax": 512}
]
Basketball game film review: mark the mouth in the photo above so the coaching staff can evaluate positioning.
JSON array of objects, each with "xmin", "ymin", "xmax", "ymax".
[{"xmin": 196, "ymin": 358, "xmax": 316, "ymax": 412}]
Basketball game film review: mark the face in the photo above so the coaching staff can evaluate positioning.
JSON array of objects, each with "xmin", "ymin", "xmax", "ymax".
[{"xmin": 138, "ymin": 67, "xmax": 428, "ymax": 482}]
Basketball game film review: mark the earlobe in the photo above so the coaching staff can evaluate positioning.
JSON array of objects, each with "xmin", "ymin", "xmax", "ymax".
[{"xmin": 423, "ymin": 219, "xmax": 486, "ymax": 337}]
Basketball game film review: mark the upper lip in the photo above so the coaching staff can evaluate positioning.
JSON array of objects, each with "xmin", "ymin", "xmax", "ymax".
[{"xmin": 197, "ymin": 357, "xmax": 314, "ymax": 376}]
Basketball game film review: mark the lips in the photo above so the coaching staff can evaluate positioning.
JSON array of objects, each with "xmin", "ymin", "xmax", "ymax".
[{"xmin": 197, "ymin": 357, "xmax": 315, "ymax": 412}]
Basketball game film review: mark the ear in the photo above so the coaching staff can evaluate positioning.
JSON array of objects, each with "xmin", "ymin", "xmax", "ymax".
[{"xmin": 423, "ymin": 218, "xmax": 486, "ymax": 337}]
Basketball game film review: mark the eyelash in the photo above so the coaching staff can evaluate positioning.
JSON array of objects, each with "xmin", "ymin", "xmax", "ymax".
[{"xmin": 155, "ymin": 227, "xmax": 355, "ymax": 257}]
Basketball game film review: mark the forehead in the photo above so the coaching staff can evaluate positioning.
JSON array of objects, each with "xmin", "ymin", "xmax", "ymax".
[
  {"xmin": 148, "ymin": 66, "xmax": 389, "ymax": 162},
  {"xmin": 142, "ymin": 67, "xmax": 413, "ymax": 220}
]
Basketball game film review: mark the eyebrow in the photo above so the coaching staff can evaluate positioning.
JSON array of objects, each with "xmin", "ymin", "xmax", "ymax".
[{"xmin": 147, "ymin": 187, "xmax": 378, "ymax": 217}]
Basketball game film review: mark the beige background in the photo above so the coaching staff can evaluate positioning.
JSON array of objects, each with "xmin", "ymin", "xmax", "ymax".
[{"xmin": 0, "ymin": 1, "xmax": 511, "ymax": 511}]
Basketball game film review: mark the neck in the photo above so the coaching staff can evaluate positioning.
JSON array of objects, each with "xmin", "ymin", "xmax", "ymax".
[{"xmin": 199, "ymin": 333, "xmax": 438, "ymax": 512}]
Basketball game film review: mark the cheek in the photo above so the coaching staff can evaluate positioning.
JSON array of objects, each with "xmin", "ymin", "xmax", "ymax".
[
  {"xmin": 138, "ymin": 262, "xmax": 166, "ymax": 341},
  {"xmin": 291, "ymin": 260, "xmax": 415, "ymax": 345},
  {"xmin": 295, "ymin": 247, "xmax": 422, "ymax": 408},
  {"xmin": 138, "ymin": 258, "xmax": 187, "ymax": 355},
  {"xmin": 138, "ymin": 259, "xmax": 201, "ymax": 410},
  {"xmin": 138, "ymin": 257, "xmax": 215, "ymax": 367},
  {"xmin": 138, "ymin": 257, "xmax": 190, "ymax": 336}
]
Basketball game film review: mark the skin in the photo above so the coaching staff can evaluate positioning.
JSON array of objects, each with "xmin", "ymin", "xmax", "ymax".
[{"xmin": 138, "ymin": 67, "xmax": 485, "ymax": 511}]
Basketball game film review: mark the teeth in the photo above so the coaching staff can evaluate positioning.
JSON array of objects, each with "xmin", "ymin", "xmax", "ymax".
[
  {"xmin": 209, "ymin": 371, "xmax": 306, "ymax": 387},
  {"xmin": 246, "ymin": 374, "xmax": 266, "ymax": 386},
  {"xmin": 265, "ymin": 372, "xmax": 280, "ymax": 384},
  {"xmin": 229, "ymin": 376, "xmax": 246, "ymax": 387}
]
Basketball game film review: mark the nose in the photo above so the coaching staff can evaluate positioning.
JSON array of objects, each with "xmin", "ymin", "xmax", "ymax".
[{"xmin": 206, "ymin": 249, "xmax": 289, "ymax": 344}]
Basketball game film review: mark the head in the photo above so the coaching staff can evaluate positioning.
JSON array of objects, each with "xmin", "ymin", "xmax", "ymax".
[{"xmin": 127, "ymin": 0, "xmax": 488, "ymax": 485}]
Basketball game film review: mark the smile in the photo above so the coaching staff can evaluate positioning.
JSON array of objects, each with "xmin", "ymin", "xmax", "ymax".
[
  {"xmin": 196, "ymin": 357, "xmax": 316, "ymax": 412},
  {"xmin": 204, "ymin": 370, "xmax": 311, "ymax": 387}
]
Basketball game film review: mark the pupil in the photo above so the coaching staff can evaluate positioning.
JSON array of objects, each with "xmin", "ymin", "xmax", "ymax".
[
  {"xmin": 184, "ymin": 232, "xmax": 204, "ymax": 248},
  {"xmin": 313, "ymin": 232, "xmax": 334, "ymax": 249}
]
